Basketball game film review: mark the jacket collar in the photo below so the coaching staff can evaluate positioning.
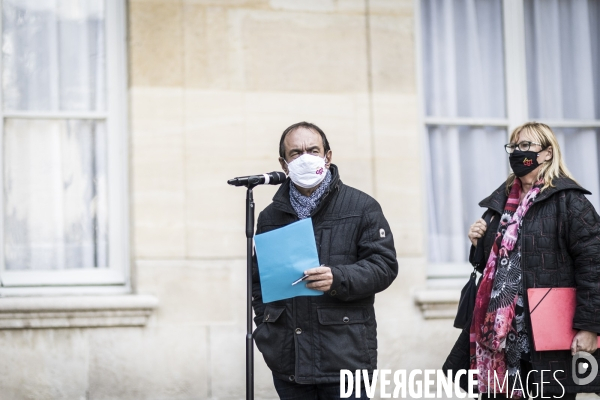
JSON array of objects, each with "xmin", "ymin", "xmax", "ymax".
[
  {"xmin": 479, "ymin": 176, "xmax": 591, "ymax": 214},
  {"xmin": 272, "ymin": 164, "xmax": 341, "ymax": 216}
]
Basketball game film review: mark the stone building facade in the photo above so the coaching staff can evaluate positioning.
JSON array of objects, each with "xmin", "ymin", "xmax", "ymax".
[{"xmin": 0, "ymin": 1, "xmax": 482, "ymax": 399}]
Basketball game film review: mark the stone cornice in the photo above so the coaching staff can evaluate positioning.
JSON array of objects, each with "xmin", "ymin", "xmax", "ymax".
[
  {"xmin": 0, "ymin": 295, "xmax": 158, "ymax": 329},
  {"xmin": 413, "ymin": 289, "xmax": 460, "ymax": 319}
]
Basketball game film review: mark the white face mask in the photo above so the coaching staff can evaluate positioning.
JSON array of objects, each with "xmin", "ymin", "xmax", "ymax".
[{"xmin": 285, "ymin": 154, "xmax": 328, "ymax": 189}]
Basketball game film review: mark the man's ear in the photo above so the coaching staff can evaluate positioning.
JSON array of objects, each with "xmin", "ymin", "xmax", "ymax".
[
  {"xmin": 324, "ymin": 150, "xmax": 333, "ymax": 168},
  {"xmin": 279, "ymin": 157, "xmax": 289, "ymax": 175}
]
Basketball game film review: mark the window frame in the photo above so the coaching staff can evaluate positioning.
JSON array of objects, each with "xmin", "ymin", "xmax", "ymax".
[
  {"xmin": 416, "ymin": 0, "xmax": 600, "ymax": 280},
  {"xmin": 0, "ymin": 0, "xmax": 130, "ymax": 295}
]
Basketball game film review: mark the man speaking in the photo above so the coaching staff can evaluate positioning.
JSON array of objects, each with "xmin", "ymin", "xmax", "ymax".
[{"xmin": 252, "ymin": 122, "xmax": 398, "ymax": 399}]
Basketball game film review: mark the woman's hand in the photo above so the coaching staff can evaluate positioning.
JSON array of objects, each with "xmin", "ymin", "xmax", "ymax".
[
  {"xmin": 468, "ymin": 218, "xmax": 488, "ymax": 247},
  {"xmin": 571, "ymin": 330, "xmax": 598, "ymax": 355}
]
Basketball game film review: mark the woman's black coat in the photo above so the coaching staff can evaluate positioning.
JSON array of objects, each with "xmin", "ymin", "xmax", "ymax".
[{"xmin": 445, "ymin": 177, "xmax": 600, "ymax": 395}]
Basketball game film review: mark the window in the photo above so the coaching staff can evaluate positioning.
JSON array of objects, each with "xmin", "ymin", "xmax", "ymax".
[
  {"xmin": 419, "ymin": 0, "xmax": 600, "ymax": 278},
  {"xmin": 0, "ymin": 0, "xmax": 129, "ymax": 294}
]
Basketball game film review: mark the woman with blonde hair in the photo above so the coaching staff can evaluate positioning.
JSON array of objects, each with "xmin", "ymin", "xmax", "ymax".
[{"xmin": 459, "ymin": 122, "xmax": 600, "ymax": 398}]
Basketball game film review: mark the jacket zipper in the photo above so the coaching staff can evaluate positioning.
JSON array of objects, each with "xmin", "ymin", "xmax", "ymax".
[
  {"xmin": 520, "ymin": 207, "xmax": 536, "ymax": 358},
  {"xmin": 290, "ymin": 182, "xmax": 339, "ymax": 382}
]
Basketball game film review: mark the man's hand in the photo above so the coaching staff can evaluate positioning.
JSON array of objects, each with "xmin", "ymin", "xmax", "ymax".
[
  {"xmin": 571, "ymin": 330, "xmax": 598, "ymax": 355},
  {"xmin": 305, "ymin": 266, "xmax": 333, "ymax": 291}
]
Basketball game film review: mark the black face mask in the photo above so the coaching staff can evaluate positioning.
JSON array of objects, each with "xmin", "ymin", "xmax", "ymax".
[{"xmin": 509, "ymin": 150, "xmax": 541, "ymax": 177}]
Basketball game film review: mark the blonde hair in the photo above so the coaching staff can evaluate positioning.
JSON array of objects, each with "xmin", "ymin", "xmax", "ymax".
[{"xmin": 506, "ymin": 122, "xmax": 575, "ymax": 193}]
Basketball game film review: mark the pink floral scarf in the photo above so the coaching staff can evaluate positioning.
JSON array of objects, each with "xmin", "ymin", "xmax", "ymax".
[{"xmin": 470, "ymin": 178, "xmax": 542, "ymax": 397}]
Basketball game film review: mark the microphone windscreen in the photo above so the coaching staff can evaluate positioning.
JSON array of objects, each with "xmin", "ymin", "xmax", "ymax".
[{"xmin": 269, "ymin": 172, "xmax": 287, "ymax": 185}]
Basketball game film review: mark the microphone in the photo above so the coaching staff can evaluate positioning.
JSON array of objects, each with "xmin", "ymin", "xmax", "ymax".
[{"xmin": 227, "ymin": 171, "xmax": 287, "ymax": 187}]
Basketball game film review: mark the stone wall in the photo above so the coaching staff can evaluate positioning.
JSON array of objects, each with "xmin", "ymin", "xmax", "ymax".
[
  {"xmin": 0, "ymin": 1, "xmax": 466, "ymax": 399},
  {"xmin": 129, "ymin": 1, "xmax": 446, "ymax": 398}
]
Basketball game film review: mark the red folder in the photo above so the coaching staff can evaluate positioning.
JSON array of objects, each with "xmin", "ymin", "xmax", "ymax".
[{"xmin": 527, "ymin": 288, "xmax": 600, "ymax": 351}]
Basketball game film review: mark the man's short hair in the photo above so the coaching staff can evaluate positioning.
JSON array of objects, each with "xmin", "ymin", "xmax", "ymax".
[{"xmin": 279, "ymin": 122, "xmax": 331, "ymax": 159}]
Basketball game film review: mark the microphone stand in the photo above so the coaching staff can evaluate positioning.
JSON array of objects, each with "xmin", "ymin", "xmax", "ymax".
[
  {"xmin": 244, "ymin": 183, "xmax": 257, "ymax": 400},
  {"xmin": 228, "ymin": 173, "xmax": 285, "ymax": 400}
]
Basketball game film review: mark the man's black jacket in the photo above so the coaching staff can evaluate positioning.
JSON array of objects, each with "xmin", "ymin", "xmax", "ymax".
[{"xmin": 252, "ymin": 164, "xmax": 398, "ymax": 384}]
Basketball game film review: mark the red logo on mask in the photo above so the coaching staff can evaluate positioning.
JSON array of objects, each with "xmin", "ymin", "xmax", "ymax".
[
  {"xmin": 316, "ymin": 167, "xmax": 324, "ymax": 175},
  {"xmin": 523, "ymin": 158, "xmax": 533, "ymax": 167}
]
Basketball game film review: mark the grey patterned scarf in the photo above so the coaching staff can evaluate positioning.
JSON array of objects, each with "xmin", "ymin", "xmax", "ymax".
[{"xmin": 289, "ymin": 170, "xmax": 332, "ymax": 219}]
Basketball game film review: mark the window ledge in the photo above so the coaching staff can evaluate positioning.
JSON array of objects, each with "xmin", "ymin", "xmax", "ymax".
[
  {"xmin": 413, "ymin": 289, "xmax": 460, "ymax": 319},
  {"xmin": 0, "ymin": 295, "xmax": 158, "ymax": 329}
]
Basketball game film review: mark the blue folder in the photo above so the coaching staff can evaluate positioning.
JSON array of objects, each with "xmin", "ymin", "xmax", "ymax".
[{"xmin": 254, "ymin": 218, "xmax": 323, "ymax": 303}]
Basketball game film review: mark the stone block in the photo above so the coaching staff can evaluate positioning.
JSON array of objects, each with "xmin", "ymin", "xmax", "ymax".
[
  {"xmin": 133, "ymin": 192, "xmax": 186, "ymax": 259},
  {"xmin": 371, "ymin": 94, "xmax": 419, "ymax": 141},
  {"xmin": 369, "ymin": 14, "xmax": 417, "ymax": 94},
  {"xmin": 226, "ymin": 258, "xmax": 249, "ymax": 323},
  {"xmin": 136, "ymin": 260, "xmax": 236, "ymax": 326},
  {"xmin": 129, "ymin": 0, "xmax": 184, "ymax": 87},
  {"xmin": 367, "ymin": 91, "xmax": 423, "ymax": 257},
  {"xmin": 130, "ymin": 87, "xmax": 185, "ymax": 125},
  {"xmin": 369, "ymin": 0, "xmax": 414, "ymax": 16},
  {"xmin": 239, "ymin": 10, "xmax": 368, "ymax": 92},
  {"xmin": 88, "ymin": 326, "xmax": 209, "ymax": 399},
  {"xmin": 269, "ymin": 0, "xmax": 363, "ymax": 13},
  {"xmin": 183, "ymin": 6, "xmax": 246, "ymax": 90},
  {"xmin": 184, "ymin": 152, "xmax": 279, "ymax": 258},
  {"xmin": 209, "ymin": 324, "xmax": 282, "ymax": 399},
  {"xmin": 131, "ymin": 87, "xmax": 186, "ymax": 259},
  {"xmin": 269, "ymin": 0, "xmax": 412, "ymax": 15},
  {"xmin": 207, "ymin": 266, "xmax": 276, "ymax": 398},
  {"xmin": 254, "ymin": 341, "xmax": 280, "ymax": 399},
  {"xmin": 0, "ymin": 329, "xmax": 89, "ymax": 399},
  {"xmin": 185, "ymin": 0, "xmax": 270, "ymax": 7},
  {"xmin": 132, "ymin": 132, "xmax": 185, "ymax": 193},
  {"xmin": 184, "ymin": 89, "xmax": 245, "ymax": 158},
  {"xmin": 243, "ymin": 92, "xmax": 372, "ymax": 161}
]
